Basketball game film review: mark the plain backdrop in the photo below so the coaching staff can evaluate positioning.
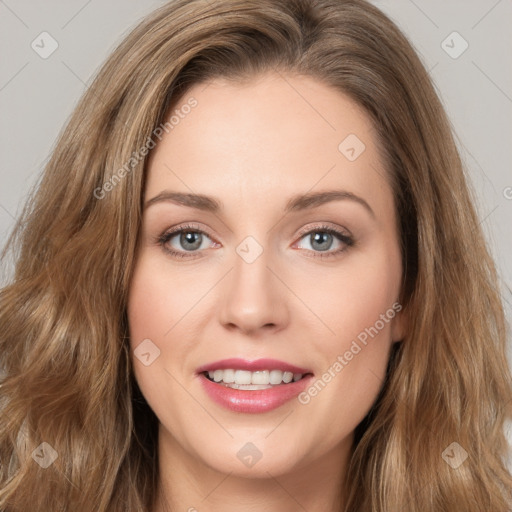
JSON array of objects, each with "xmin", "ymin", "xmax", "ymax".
[{"xmin": 0, "ymin": 0, "xmax": 511, "ymax": 463}]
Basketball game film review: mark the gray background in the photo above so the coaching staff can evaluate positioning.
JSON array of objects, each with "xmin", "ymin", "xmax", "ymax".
[{"xmin": 0, "ymin": 0, "xmax": 511, "ymax": 460}]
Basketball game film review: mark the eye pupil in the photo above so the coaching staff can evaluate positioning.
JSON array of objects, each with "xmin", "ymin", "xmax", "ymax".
[
  {"xmin": 311, "ymin": 232, "xmax": 333, "ymax": 252},
  {"xmin": 181, "ymin": 231, "xmax": 202, "ymax": 251}
]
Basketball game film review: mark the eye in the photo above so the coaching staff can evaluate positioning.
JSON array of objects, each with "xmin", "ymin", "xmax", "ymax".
[
  {"xmin": 294, "ymin": 224, "xmax": 354, "ymax": 259},
  {"xmin": 156, "ymin": 223, "xmax": 354, "ymax": 260},
  {"xmin": 157, "ymin": 223, "xmax": 217, "ymax": 259}
]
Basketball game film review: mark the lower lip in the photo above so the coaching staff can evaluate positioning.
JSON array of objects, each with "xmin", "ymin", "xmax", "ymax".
[{"xmin": 198, "ymin": 373, "xmax": 314, "ymax": 413}]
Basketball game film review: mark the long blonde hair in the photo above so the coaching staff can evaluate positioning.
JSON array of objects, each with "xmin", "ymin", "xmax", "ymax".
[{"xmin": 1, "ymin": 0, "xmax": 511, "ymax": 510}]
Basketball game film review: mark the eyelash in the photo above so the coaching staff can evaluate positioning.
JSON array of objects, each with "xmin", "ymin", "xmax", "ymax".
[{"xmin": 156, "ymin": 222, "xmax": 354, "ymax": 260}]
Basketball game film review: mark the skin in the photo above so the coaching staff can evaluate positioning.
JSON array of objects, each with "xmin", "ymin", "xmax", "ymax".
[{"xmin": 127, "ymin": 72, "xmax": 406, "ymax": 512}]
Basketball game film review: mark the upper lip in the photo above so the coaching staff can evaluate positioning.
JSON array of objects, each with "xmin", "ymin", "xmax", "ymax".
[{"xmin": 196, "ymin": 358, "xmax": 313, "ymax": 375}]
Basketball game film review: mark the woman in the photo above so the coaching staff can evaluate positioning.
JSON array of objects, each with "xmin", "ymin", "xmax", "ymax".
[{"xmin": 1, "ymin": 0, "xmax": 511, "ymax": 510}]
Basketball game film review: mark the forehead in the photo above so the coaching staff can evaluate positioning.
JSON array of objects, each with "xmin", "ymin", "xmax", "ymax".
[{"xmin": 145, "ymin": 72, "xmax": 392, "ymax": 218}]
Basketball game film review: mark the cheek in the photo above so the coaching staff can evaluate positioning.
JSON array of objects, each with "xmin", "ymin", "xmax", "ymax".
[
  {"xmin": 127, "ymin": 254, "xmax": 195, "ymax": 345},
  {"xmin": 304, "ymin": 243, "xmax": 402, "ymax": 347},
  {"xmin": 126, "ymin": 255, "xmax": 186, "ymax": 402},
  {"xmin": 126, "ymin": 255, "xmax": 199, "ymax": 428},
  {"xmin": 127, "ymin": 273, "xmax": 167, "ymax": 346},
  {"xmin": 295, "ymin": 244, "xmax": 401, "ymax": 422}
]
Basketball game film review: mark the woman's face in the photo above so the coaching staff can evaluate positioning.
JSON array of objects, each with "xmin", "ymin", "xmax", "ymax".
[{"xmin": 127, "ymin": 72, "xmax": 405, "ymax": 478}]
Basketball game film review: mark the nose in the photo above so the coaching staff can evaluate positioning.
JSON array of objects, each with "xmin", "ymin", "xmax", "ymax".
[{"xmin": 218, "ymin": 242, "xmax": 289, "ymax": 336}]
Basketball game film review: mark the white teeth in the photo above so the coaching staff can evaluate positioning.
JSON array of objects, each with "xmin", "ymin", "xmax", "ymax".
[
  {"xmin": 235, "ymin": 370, "xmax": 252, "ymax": 385},
  {"xmin": 269, "ymin": 370, "xmax": 284, "ymax": 385},
  {"xmin": 251, "ymin": 370, "xmax": 269, "ymax": 385},
  {"xmin": 219, "ymin": 383, "xmax": 273, "ymax": 390},
  {"xmin": 222, "ymin": 369, "xmax": 235, "ymax": 383},
  {"xmin": 206, "ymin": 369, "xmax": 305, "ymax": 385}
]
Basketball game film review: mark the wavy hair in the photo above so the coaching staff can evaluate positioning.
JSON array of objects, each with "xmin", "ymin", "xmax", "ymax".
[{"xmin": 1, "ymin": 0, "xmax": 511, "ymax": 510}]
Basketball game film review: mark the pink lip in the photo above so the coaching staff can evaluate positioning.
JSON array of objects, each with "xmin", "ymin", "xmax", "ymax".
[
  {"xmin": 196, "ymin": 358, "xmax": 312, "ymax": 375},
  {"xmin": 198, "ymin": 373, "xmax": 315, "ymax": 414},
  {"xmin": 196, "ymin": 358, "xmax": 314, "ymax": 414}
]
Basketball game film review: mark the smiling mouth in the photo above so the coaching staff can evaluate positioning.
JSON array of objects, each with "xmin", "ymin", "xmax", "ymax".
[{"xmin": 202, "ymin": 369, "xmax": 313, "ymax": 390}]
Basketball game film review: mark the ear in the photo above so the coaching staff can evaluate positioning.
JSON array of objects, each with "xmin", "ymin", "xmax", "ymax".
[{"xmin": 390, "ymin": 301, "xmax": 407, "ymax": 342}]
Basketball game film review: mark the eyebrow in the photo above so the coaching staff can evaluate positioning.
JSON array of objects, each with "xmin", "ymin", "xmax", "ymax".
[{"xmin": 144, "ymin": 189, "xmax": 375, "ymax": 218}]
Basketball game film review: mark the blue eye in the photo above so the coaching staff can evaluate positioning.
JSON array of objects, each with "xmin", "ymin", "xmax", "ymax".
[
  {"xmin": 294, "ymin": 225, "xmax": 354, "ymax": 259},
  {"xmin": 157, "ymin": 223, "xmax": 354, "ymax": 260},
  {"xmin": 157, "ymin": 223, "xmax": 215, "ymax": 259}
]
